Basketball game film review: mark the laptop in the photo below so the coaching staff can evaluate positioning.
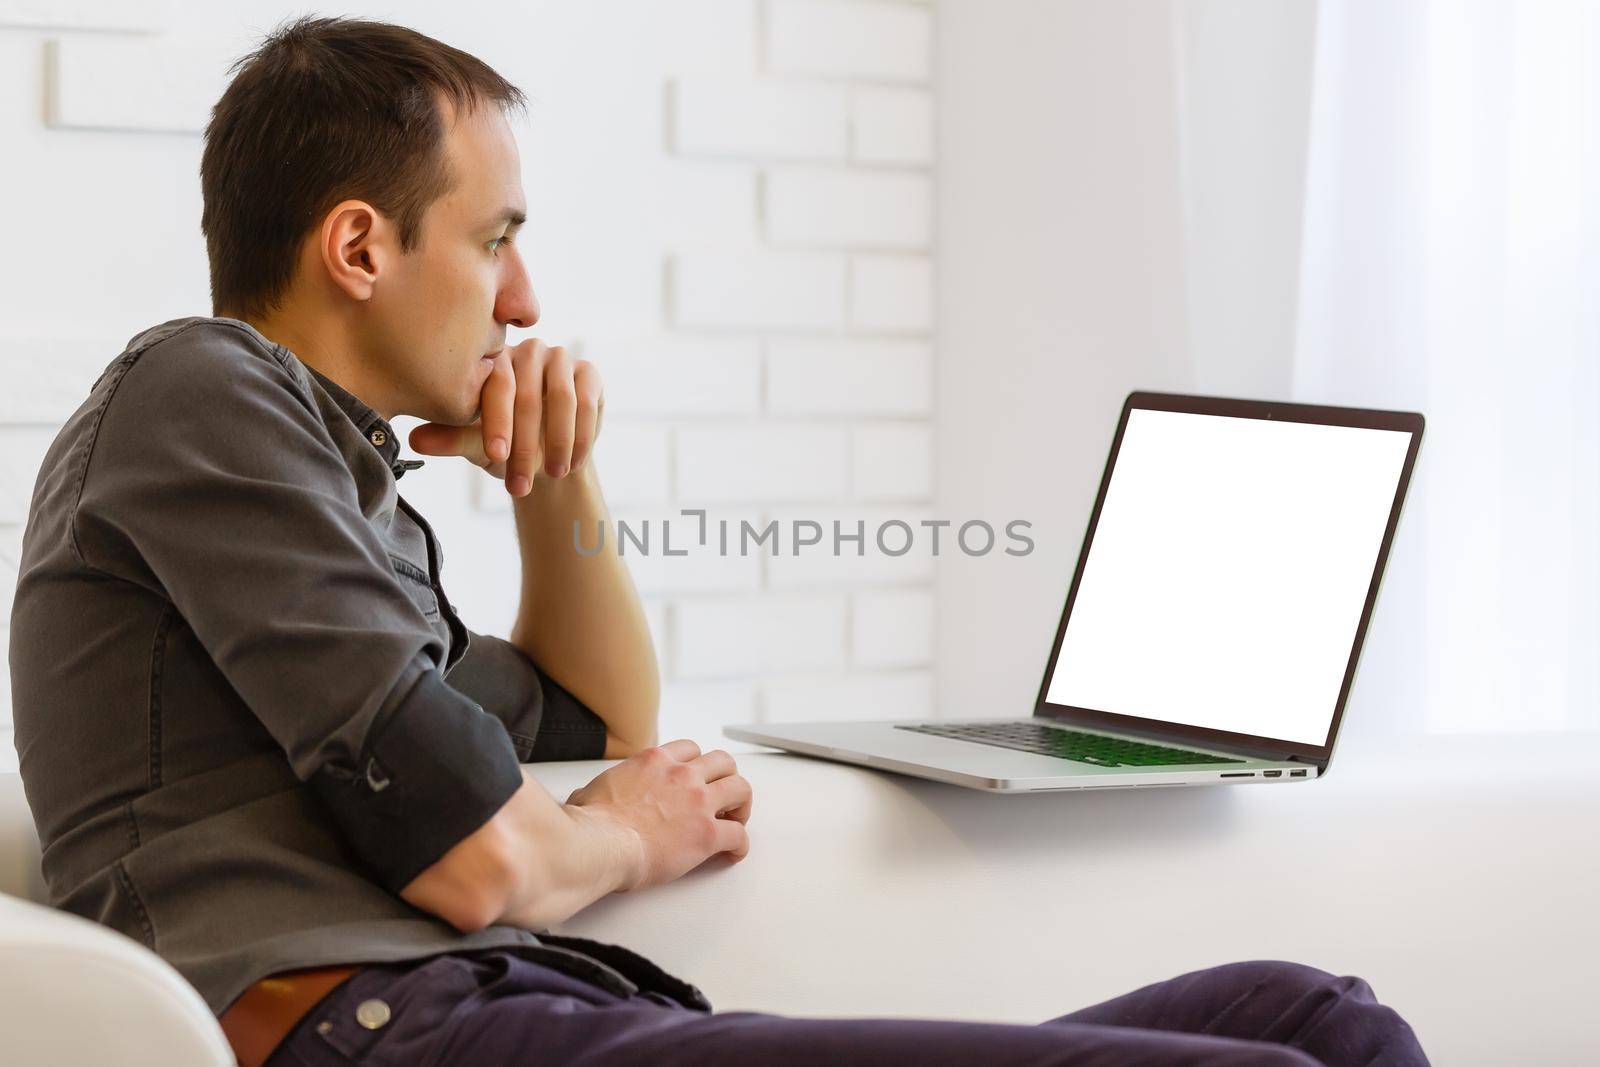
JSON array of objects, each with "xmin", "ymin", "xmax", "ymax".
[{"xmin": 724, "ymin": 391, "xmax": 1425, "ymax": 793}]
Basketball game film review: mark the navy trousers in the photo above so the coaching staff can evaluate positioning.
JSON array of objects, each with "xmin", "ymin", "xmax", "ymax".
[{"xmin": 266, "ymin": 942, "xmax": 1431, "ymax": 1066}]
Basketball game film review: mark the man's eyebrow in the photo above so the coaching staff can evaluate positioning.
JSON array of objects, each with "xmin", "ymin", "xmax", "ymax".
[{"xmin": 485, "ymin": 208, "xmax": 527, "ymax": 231}]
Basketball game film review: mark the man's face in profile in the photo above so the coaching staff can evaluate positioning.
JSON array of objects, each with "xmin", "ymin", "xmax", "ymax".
[{"xmin": 364, "ymin": 96, "xmax": 539, "ymax": 427}]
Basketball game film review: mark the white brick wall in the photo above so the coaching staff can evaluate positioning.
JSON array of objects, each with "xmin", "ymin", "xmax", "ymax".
[
  {"xmin": 852, "ymin": 87, "xmax": 934, "ymax": 165},
  {"xmin": 764, "ymin": 168, "xmax": 933, "ymax": 248},
  {"xmin": 0, "ymin": 429, "xmax": 53, "ymax": 526},
  {"xmin": 670, "ymin": 78, "xmax": 848, "ymax": 159},
  {"xmin": 765, "ymin": 1, "xmax": 934, "ymax": 83},
  {"xmin": 766, "ymin": 338, "xmax": 932, "ymax": 415},
  {"xmin": 851, "ymin": 588, "xmax": 935, "ymax": 668},
  {"xmin": 658, "ymin": 680, "xmax": 766, "ymax": 753},
  {"xmin": 676, "ymin": 423, "xmax": 850, "ymax": 502},
  {"xmin": 763, "ymin": 670, "xmax": 934, "ymax": 723},
  {"xmin": 656, "ymin": 164, "xmax": 762, "ymax": 246},
  {"xmin": 47, "ymin": 37, "xmax": 230, "ymax": 132},
  {"xmin": 651, "ymin": 0, "xmax": 939, "ymax": 737},
  {"xmin": 851, "ymin": 254, "xmax": 935, "ymax": 332},
  {"xmin": 0, "ymin": 527, "xmax": 21, "ymax": 624},
  {"xmin": 611, "ymin": 506, "xmax": 765, "ymax": 595},
  {"xmin": 671, "ymin": 251, "xmax": 847, "ymax": 330},
  {"xmin": 0, "ymin": 522, "xmax": 21, "ymax": 729},
  {"xmin": 652, "ymin": 0, "xmax": 760, "ymax": 77},
  {"xmin": 762, "ymin": 505, "xmax": 937, "ymax": 588},
  {"xmin": 0, "ymin": 0, "xmax": 939, "ymax": 755},
  {"xmin": 674, "ymin": 593, "xmax": 849, "ymax": 679},
  {"xmin": 851, "ymin": 423, "xmax": 933, "ymax": 499},
  {"xmin": 0, "ymin": 0, "xmax": 171, "ymax": 31},
  {"xmin": 0, "ymin": 338, "xmax": 118, "ymax": 423},
  {"xmin": 584, "ymin": 334, "xmax": 763, "ymax": 418}
]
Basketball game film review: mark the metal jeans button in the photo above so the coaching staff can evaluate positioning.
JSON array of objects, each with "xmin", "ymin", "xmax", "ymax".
[{"xmin": 355, "ymin": 998, "xmax": 392, "ymax": 1030}]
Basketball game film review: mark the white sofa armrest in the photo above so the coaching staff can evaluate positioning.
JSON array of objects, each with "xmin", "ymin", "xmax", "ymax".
[{"xmin": 0, "ymin": 891, "xmax": 232, "ymax": 1066}]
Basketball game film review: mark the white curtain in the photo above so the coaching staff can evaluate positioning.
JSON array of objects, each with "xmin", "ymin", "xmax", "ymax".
[{"xmin": 1292, "ymin": 0, "xmax": 1600, "ymax": 733}]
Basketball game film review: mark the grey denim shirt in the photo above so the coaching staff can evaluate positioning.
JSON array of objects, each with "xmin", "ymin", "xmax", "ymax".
[{"xmin": 7, "ymin": 316, "xmax": 707, "ymax": 1017}]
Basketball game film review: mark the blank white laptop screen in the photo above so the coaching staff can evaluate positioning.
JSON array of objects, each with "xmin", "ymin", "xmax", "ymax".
[{"xmin": 1044, "ymin": 408, "xmax": 1414, "ymax": 748}]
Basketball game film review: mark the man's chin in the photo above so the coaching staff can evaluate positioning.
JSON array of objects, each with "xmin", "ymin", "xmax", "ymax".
[{"xmin": 414, "ymin": 398, "xmax": 479, "ymax": 428}]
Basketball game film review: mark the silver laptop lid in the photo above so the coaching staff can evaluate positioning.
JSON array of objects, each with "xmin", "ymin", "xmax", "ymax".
[{"xmin": 1032, "ymin": 392, "xmax": 1424, "ymax": 771}]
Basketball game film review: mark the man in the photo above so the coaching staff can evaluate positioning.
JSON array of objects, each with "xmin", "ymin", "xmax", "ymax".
[{"xmin": 7, "ymin": 16, "xmax": 1430, "ymax": 1066}]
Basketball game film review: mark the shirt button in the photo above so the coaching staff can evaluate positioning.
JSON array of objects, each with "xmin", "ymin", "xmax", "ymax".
[
  {"xmin": 364, "ymin": 757, "xmax": 392, "ymax": 792},
  {"xmin": 369, "ymin": 429, "xmax": 388, "ymax": 446},
  {"xmin": 355, "ymin": 998, "xmax": 392, "ymax": 1030}
]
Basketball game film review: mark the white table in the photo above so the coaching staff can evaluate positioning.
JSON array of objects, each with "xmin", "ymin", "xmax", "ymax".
[
  {"xmin": 1, "ymin": 731, "xmax": 1594, "ymax": 1065},
  {"xmin": 533, "ymin": 731, "xmax": 1600, "ymax": 1066}
]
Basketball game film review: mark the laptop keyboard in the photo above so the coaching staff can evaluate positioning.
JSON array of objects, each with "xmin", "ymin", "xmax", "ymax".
[{"xmin": 895, "ymin": 721, "xmax": 1247, "ymax": 768}]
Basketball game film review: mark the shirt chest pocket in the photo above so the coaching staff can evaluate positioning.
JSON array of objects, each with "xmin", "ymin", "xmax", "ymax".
[{"xmin": 388, "ymin": 554, "xmax": 441, "ymax": 619}]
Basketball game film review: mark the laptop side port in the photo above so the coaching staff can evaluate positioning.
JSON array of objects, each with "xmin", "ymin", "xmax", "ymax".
[
  {"xmin": 1289, "ymin": 769, "xmax": 1307, "ymax": 777},
  {"xmin": 1262, "ymin": 770, "xmax": 1282, "ymax": 778},
  {"xmin": 1220, "ymin": 772, "xmax": 1255, "ymax": 778}
]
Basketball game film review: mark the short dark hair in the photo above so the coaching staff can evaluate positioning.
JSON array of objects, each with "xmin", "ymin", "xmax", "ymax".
[{"xmin": 201, "ymin": 16, "xmax": 526, "ymax": 319}]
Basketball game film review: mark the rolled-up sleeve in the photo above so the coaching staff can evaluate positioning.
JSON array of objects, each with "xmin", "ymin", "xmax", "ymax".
[
  {"xmin": 446, "ymin": 631, "xmax": 609, "ymax": 763},
  {"xmin": 72, "ymin": 328, "xmax": 523, "ymax": 894}
]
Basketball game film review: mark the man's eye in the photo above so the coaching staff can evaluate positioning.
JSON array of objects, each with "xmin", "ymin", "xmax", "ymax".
[{"xmin": 488, "ymin": 233, "xmax": 513, "ymax": 255}]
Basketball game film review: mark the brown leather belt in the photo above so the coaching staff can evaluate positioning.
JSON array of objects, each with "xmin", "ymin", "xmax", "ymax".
[{"xmin": 219, "ymin": 964, "xmax": 363, "ymax": 1067}]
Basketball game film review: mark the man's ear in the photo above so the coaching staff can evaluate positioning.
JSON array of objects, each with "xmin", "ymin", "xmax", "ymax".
[{"xmin": 317, "ymin": 199, "xmax": 392, "ymax": 302}]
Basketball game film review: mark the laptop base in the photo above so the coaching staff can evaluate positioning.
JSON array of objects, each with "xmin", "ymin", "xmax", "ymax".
[{"xmin": 723, "ymin": 718, "xmax": 1318, "ymax": 794}]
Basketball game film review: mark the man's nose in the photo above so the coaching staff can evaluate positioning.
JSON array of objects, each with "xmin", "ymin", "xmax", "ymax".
[{"xmin": 497, "ymin": 253, "xmax": 539, "ymax": 328}]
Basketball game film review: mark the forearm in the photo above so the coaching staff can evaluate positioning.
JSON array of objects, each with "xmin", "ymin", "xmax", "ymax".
[
  {"xmin": 488, "ymin": 769, "xmax": 644, "ymax": 931},
  {"xmin": 508, "ymin": 460, "xmax": 660, "ymax": 752}
]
